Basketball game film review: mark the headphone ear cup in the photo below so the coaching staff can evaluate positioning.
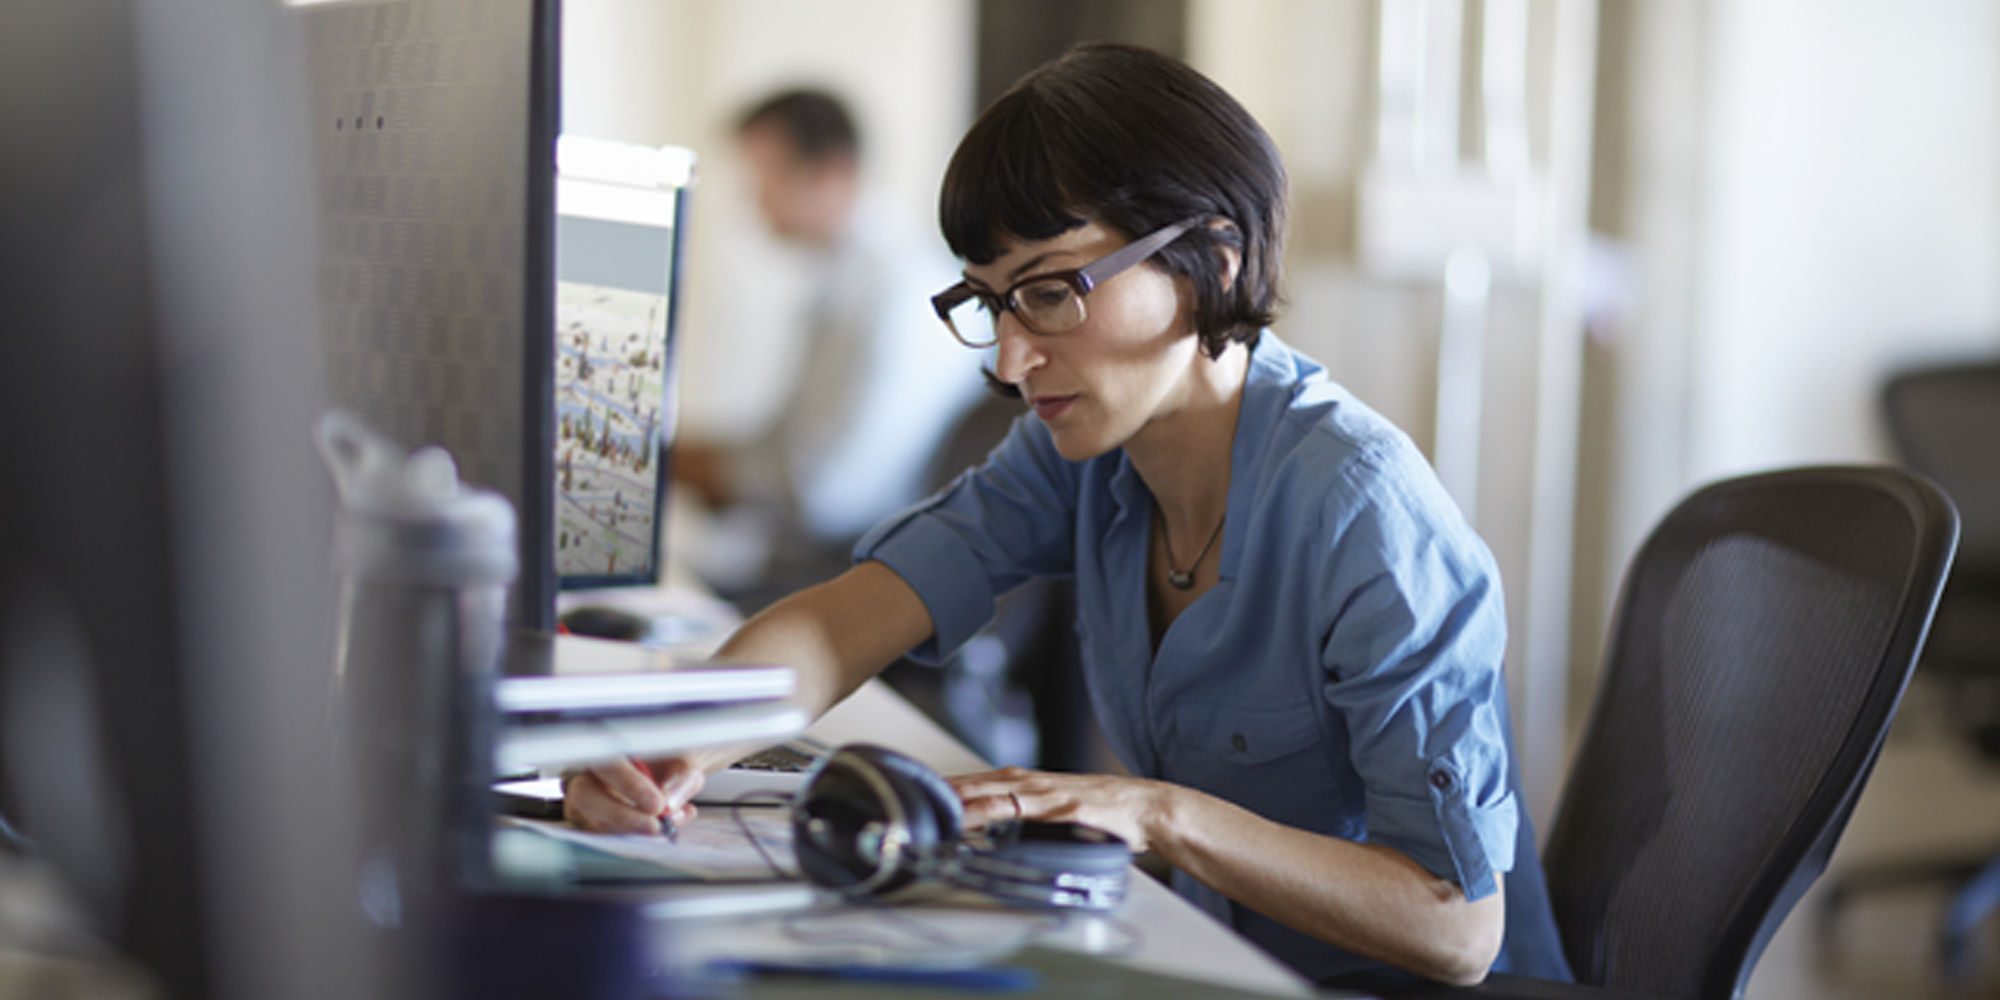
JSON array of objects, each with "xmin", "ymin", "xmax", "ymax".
[
  {"xmin": 960, "ymin": 823, "xmax": 1133, "ymax": 910},
  {"xmin": 851, "ymin": 744, "xmax": 964, "ymax": 846},
  {"xmin": 791, "ymin": 744, "xmax": 963, "ymax": 897},
  {"xmin": 985, "ymin": 824, "xmax": 1131, "ymax": 875},
  {"xmin": 791, "ymin": 750, "xmax": 895, "ymax": 893}
]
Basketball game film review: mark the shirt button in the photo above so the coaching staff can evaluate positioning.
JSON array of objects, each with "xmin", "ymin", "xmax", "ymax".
[
  {"xmin": 1429, "ymin": 770, "xmax": 1453, "ymax": 790},
  {"xmin": 1231, "ymin": 733, "xmax": 1248, "ymax": 753}
]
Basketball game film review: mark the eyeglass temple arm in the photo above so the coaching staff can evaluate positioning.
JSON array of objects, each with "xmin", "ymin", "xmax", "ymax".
[
  {"xmin": 1075, "ymin": 218, "xmax": 1201, "ymax": 289},
  {"xmin": 931, "ymin": 283, "xmax": 972, "ymax": 318}
]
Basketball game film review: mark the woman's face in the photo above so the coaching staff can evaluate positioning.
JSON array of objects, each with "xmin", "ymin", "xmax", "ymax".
[{"xmin": 964, "ymin": 221, "xmax": 1200, "ymax": 462}]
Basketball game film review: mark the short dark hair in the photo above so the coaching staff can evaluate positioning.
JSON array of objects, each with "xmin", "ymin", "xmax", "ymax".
[
  {"xmin": 736, "ymin": 88, "xmax": 860, "ymax": 164},
  {"xmin": 940, "ymin": 43, "xmax": 1286, "ymax": 360}
]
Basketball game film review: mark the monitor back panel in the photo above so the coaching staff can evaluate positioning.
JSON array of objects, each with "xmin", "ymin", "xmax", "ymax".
[{"xmin": 306, "ymin": 0, "xmax": 558, "ymax": 628}]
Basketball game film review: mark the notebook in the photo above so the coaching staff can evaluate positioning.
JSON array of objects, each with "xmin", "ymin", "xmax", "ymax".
[
  {"xmin": 494, "ymin": 702, "xmax": 808, "ymax": 775},
  {"xmin": 494, "ymin": 632, "xmax": 804, "ymax": 773}
]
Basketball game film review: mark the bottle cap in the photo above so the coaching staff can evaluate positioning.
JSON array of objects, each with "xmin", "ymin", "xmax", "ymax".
[{"xmin": 317, "ymin": 410, "xmax": 518, "ymax": 587}]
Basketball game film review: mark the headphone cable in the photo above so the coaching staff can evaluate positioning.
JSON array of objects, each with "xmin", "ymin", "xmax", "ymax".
[{"xmin": 725, "ymin": 789, "xmax": 800, "ymax": 880}]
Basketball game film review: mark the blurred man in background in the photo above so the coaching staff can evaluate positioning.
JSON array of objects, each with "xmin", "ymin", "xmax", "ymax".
[{"xmin": 675, "ymin": 88, "xmax": 986, "ymax": 607}]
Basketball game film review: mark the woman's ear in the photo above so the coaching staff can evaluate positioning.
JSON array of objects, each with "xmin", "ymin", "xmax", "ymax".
[{"xmin": 1207, "ymin": 219, "xmax": 1242, "ymax": 294}]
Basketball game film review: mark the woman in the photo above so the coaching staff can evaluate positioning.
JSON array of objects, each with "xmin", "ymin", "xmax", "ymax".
[{"xmin": 566, "ymin": 43, "xmax": 1570, "ymax": 989}]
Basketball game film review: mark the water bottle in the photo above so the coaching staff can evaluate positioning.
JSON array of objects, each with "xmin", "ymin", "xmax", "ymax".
[{"xmin": 316, "ymin": 411, "xmax": 516, "ymax": 997}]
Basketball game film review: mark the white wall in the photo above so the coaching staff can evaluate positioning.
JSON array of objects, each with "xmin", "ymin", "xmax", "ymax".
[
  {"xmin": 561, "ymin": 0, "xmax": 977, "ymax": 439},
  {"xmin": 1690, "ymin": 0, "xmax": 2000, "ymax": 478},
  {"xmin": 1577, "ymin": 0, "xmax": 2000, "ymax": 727}
]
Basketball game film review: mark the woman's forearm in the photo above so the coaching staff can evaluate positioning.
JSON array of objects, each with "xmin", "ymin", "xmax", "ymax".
[
  {"xmin": 1150, "ymin": 787, "xmax": 1505, "ymax": 985},
  {"xmin": 710, "ymin": 560, "xmax": 932, "ymax": 719}
]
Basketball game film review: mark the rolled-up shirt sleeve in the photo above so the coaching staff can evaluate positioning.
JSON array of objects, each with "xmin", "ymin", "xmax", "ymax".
[
  {"xmin": 853, "ymin": 416, "xmax": 1077, "ymax": 663},
  {"xmin": 1316, "ymin": 448, "xmax": 1518, "ymax": 901}
]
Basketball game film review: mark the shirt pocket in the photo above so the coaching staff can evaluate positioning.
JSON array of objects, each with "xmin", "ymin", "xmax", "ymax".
[
  {"xmin": 1175, "ymin": 697, "xmax": 1320, "ymax": 764},
  {"xmin": 1166, "ymin": 697, "xmax": 1351, "ymax": 834}
]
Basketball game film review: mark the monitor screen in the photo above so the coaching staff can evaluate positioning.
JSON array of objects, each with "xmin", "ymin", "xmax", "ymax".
[{"xmin": 552, "ymin": 139, "xmax": 691, "ymax": 588}]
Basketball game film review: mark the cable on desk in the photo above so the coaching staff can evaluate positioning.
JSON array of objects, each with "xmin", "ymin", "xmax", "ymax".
[{"xmin": 726, "ymin": 790, "xmax": 798, "ymax": 880}]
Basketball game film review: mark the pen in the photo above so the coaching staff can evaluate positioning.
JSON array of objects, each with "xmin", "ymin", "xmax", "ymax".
[
  {"xmin": 627, "ymin": 758, "xmax": 679, "ymax": 843},
  {"xmin": 704, "ymin": 959, "xmax": 1038, "ymax": 992}
]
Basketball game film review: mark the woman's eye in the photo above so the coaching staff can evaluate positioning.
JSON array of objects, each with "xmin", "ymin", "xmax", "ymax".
[{"xmin": 1019, "ymin": 284, "xmax": 1071, "ymax": 311}]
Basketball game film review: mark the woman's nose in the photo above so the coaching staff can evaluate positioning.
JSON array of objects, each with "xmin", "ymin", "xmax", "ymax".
[{"xmin": 991, "ymin": 315, "xmax": 1045, "ymax": 386}]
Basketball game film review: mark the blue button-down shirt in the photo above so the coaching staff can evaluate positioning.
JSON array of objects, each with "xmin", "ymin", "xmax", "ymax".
[{"xmin": 855, "ymin": 333, "xmax": 1568, "ymax": 984}]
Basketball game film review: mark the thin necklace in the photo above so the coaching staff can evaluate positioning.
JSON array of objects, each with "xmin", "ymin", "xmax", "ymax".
[{"xmin": 1158, "ymin": 505, "xmax": 1226, "ymax": 590}]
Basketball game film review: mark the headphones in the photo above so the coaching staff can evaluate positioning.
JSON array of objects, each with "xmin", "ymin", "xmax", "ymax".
[{"xmin": 790, "ymin": 744, "xmax": 1131, "ymax": 911}]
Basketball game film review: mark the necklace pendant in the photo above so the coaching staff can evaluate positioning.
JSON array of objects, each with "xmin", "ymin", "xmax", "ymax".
[{"xmin": 1168, "ymin": 569, "xmax": 1194, "ymax": 590}]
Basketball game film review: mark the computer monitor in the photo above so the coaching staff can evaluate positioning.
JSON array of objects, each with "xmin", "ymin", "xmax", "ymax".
[
  {"xmin": 4, "ymin": 3, "xmax": 365, "ymax": 998},
  {"xmin": 551, "ymin": 138, "xmax": 693, "ymax": 590},
  {"xmin": 306, "ymin": 0, "xmax": 563, "ymax": 630}
]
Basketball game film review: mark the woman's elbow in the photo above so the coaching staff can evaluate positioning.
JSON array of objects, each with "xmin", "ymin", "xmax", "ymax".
[
  {"xmin": 1421, "ymin": 897, "xmax": 1505, "ymax": 986},
  {"xmin": 1428, "ymin": 942, "xmax": 1498, "ymax": 988}
]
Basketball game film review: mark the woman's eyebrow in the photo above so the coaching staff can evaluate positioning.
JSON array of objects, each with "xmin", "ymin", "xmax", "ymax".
[
  {"xmin": 963, "ymin": 248, "xmax": 1080, "ymax": 291},
  {"xmin": 1005, "ymin": 250, "xmax": 1067, "ymax": 282}
]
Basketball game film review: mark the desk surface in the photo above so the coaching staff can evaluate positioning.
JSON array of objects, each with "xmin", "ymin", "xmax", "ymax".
[
  {"xmin": 563, "ymin": 579, "xmax": 1322, "ymax": 998},
  {"xmin": 794, "ymin": 680, "xmax": 1317, "ymax": 997}
]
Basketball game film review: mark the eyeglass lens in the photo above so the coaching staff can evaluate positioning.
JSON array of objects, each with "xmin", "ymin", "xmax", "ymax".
[{"xmin": 942, "ymin": 277, "xmax": 1086, "ymax": 347}]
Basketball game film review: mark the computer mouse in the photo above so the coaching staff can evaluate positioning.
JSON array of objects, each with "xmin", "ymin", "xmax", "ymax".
[{"xmin": 558, "ymin": 605, "xmax": 655, "ymax": 642}]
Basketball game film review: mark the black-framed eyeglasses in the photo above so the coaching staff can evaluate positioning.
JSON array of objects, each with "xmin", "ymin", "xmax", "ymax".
[{"xmin": 930, "ymin": 217, "xmax": 1201, "ymax": 348}]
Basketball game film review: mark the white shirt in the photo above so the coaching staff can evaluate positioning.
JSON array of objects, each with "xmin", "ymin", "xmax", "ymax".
[{"xmin": 731, "ymin": 191, "xmax": 987, "ymax": 544}]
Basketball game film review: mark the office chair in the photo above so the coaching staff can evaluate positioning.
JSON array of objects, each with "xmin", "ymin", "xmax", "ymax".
[
  {"xmin": 1407, "ymin": 466, "xmax": 1957, "ymax": 1000},
  {"xmin": 1817, "ymin": 362, "xmax": 2000, "ymax": 982}
]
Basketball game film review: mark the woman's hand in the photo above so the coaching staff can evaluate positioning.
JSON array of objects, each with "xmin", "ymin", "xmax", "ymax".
[
  {"xmin": 947, "ymin": 767, "xmax": 1178, "ymax": 853},
  {"xmin": 561, "ymin": 755, "xmax": 706, "ymax": 835}
]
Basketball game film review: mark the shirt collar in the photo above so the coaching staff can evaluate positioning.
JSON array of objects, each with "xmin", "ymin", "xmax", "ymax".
[
  {"xmin": 1104, "ymin": 331, "xmax": 1301, "ymax": 578},
  {"xmin": 1216, "ymin": 332, "xmax": 1302, "ymax": 579}
]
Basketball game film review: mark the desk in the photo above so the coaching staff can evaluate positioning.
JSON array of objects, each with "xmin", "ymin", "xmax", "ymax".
[
  {"xmin": 785, "ymin": 680, "xmax": 1318, "ymax": 997},
  {"xmin": 560, "ymin": 578, "xmax": 1323, "ymax": 997}
]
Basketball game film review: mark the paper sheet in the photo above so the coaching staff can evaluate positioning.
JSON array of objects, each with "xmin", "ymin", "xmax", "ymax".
[{"xmin": 503, "ymin": 809, "xmax": 795, "ymax": 881}]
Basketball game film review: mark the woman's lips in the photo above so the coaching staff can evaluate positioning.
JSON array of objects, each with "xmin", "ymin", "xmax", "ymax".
[{"xmin": 1030, "ymin": 394, "xmax": 1077, "ymax": 421}]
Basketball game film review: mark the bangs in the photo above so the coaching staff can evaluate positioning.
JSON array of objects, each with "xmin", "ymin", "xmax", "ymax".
[{"xmin": 938, "ymin": 86, "xmax": 1091, "ymax": 265}]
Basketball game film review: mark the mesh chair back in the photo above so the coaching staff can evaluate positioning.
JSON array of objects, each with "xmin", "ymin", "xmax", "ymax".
[
  {"xmin": 1883, "ymin": 363, "xmax": 2000, "ymax": 569},
  {"xmin": 1543, "ymin": 467, "xmax": 1957, "ymax": 999}
]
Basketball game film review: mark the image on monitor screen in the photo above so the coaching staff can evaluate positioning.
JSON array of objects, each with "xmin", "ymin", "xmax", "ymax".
[{"xmin": 552, "ymin": 139, "xmax": 692, "ymax": 588}]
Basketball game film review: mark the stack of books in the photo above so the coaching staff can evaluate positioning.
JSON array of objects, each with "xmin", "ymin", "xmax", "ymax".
[{"xmin": 493, "ymin": 632, "xmax": 806, "ymax": 776}]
